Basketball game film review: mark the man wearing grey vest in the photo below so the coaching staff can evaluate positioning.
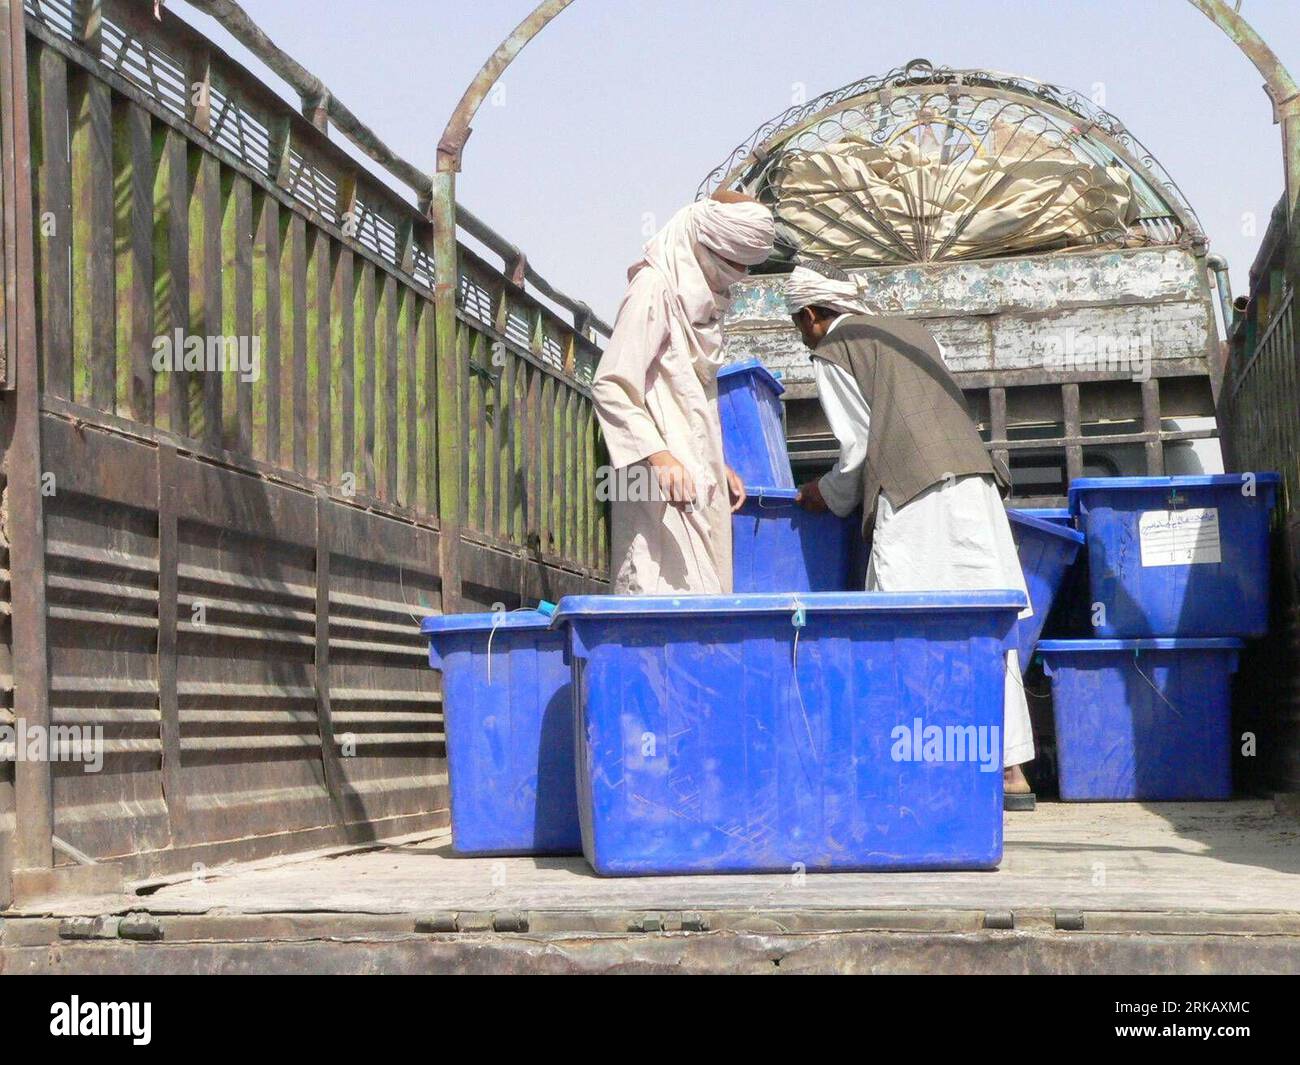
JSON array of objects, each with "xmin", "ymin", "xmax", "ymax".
[{"xmin": 788, "ymin": 261, "xmax": 1036, "ymax": 808}]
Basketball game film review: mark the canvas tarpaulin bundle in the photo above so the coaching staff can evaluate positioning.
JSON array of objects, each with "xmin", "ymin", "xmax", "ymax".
[{"xmin": 768, "ymin": 137, "xmax": 1144, "ymax": 265}]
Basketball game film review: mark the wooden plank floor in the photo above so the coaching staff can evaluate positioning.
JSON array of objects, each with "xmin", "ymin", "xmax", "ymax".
[{"xmin": 16, "ymin": 801, "xmax": 1300, "ymax": 920}]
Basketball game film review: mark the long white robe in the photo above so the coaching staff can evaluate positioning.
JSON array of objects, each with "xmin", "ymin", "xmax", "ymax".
[
  {"xmin": 592, "ymin": 199, "xmax": 774, "ymax": 595},
  {"xmin": 813, "ymin": 319, "xmax": 1035, "ymax": 767},
  {"xmin": 592, "ymin": 269, "xmax": 733, "ymax": 594}
]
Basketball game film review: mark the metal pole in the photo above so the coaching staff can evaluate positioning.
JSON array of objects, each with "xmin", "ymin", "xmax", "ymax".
[
  {"xmin": 1280, "ymin": 102, "xmax": 1300, "ymax": 286},
  {"xmin": 430, "ymin": 170, "xmax": 463, "ymax": 611},
  {"xmin": 429, "ymin": 1, "xmax": 575, "ymax": 612}
]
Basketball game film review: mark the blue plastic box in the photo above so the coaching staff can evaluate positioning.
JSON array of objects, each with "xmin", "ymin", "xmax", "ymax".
[
  {"xmin": 1068, "ymin": 474, "xmax": 1279, "ymax": 638},
  {"xmin": 1038, "ymin": 638, "xmax": 1242, "ymax": 801},
  {"xmin": 421, "ymin": 610, "xmax": 581, "ymax": 855},
  {"xmin": 553, "ymin": 591, "xmax": 1026, "ymax": 876},
  {"xmin": 1007, "ymin": 510, "xmax": 1086, "ymax": 673},
  {"xmin": 716, "ymin": 359, "xmax": 794, "ymax": 490},
  {"xmin": 733, "ymin": 487, "xmax": 856, "ymax": 592}
]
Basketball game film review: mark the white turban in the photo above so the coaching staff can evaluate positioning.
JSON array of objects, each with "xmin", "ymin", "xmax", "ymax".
[
  {"xmin": 694, "ymin": 199, "xmax": 777, "ymax": 268},
  {"xmin": 633, "ymin": 199, "xmax": 775, "ymax": 383},
  {"xmin": 784, "ymin": 262, "xmax": 873, "ymax": 316}
]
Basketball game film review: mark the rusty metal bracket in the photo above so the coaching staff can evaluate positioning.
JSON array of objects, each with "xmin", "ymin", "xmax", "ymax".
[
  {"xmin": 415, "ymin": 913, "xmax": 459, "ymax": 934},
  {"xmin": 1271, "ymin": 90, "xmax": 1300, "ymax": 127},
  {"xmin": 413, "ymin": 911, "xmax": 529, "ymax": 934},
  {"xmin": 118, "ymin": 913, "xmax": 164, "ymax": 941},
  {"xmin": 58, "ymin": 912, "xmax": 162, "ymax": 941}
]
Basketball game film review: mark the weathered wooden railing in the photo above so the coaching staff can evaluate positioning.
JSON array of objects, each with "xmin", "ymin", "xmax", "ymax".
[
  {"xmin": 0, "ymin": 0, "xmax": 609, "ymax": 900},
  {"xmin": 1220, "ymin": 215, "xmax": 1300, "ymax": 794},
  {"xmin": 1224, "ymin": 288, "xmax": 1298, "ymax": 554},
  {"xmin": 21, "ymin": 0, "xmax": 608, "ymax": 579}
]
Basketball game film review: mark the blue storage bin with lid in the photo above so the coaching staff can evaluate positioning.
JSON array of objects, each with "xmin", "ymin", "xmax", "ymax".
[
  {"xmin": 1068, "ymin": 473, "xmax": 1279, "ymax": 638},
  {"xmin": 421, "ymin": 609, "xmax": 580, "ymax": 855},
  {"xmin": 1007, "ymin": 510, "xmax": 1086, "ymax": 674},
  {"xmin": 553, "ymin": 590, "xmax": 1026, "ymax": 876},
  {"xmin": 716, "ymin": 359, "xmax": 794, "ymax": 490},
  {"xmin": 1038, "ymin": 638, "xmax": 1242, "ymax": 801},
  {"xmin": 733, "ymin": 486, "xmax": 856, "ymax": 592}
]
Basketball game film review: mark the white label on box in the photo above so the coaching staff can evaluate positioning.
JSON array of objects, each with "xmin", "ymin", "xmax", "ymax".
[{"xmin": 1138, "ymin": 508, "xmax": 1222, "ymax": 567}]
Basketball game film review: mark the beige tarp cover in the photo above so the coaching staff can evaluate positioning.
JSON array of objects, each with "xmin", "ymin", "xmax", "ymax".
[{"xmin": 771, "ymin": 138, "xmax": 1143, "ymax": 264}]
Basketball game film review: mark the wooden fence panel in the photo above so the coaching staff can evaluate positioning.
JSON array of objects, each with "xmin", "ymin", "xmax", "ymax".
[
  {"xmin": 2, "ymin": 0, "xmax": 609, "ymax": 885},
  {"xmin": 30, "ymin": 39, "xmax": 72, "ymax": 398}
]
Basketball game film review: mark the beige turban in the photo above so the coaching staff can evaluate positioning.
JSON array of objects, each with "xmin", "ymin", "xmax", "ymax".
[{"xmin": 634, "ymin": 199, "xmax": 775, "ymax": 383}]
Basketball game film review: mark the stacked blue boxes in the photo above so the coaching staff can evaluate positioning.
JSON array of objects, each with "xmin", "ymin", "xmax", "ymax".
[
  {"xmin": 717, "ymin": 358, "xmax": 856, "ymax": 593},
  {"xmin": 421, "ymin": 379, "xmax": 1279, "ymax": 868},
  {"xmin": 1039, "ymin": 474, "xmax": 1279, "ymax": 801}
]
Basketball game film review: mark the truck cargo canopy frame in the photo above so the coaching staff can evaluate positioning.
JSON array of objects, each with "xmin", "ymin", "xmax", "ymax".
[{"xmin": 696, "ymin": 59, "xmax": 1204, "ymax": 268}]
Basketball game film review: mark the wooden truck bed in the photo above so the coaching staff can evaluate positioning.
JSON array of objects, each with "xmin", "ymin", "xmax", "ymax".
[{"xmin": 4, "ymin": 801, "xmax": 1299, "ymax": 973}]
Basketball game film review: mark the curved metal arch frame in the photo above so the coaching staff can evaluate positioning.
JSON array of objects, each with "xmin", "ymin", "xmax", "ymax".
[
  {"xmin": 435, "ymin": 1, "xmax": 1300, "ymax": 208},
  {"xmin": 707, "ymin": 66, "xmax": 1201, "ymax": 218},
  {"xmin": 437, "ymin": 0, "xmax": 577, "ymax": 175},
  {"xmin": 700, "ymin": 67, "xmax": 1207, "ymax": 247},
  {"xmin": 428, "ymin": 0, "xmax": 1300, "ymax": 604}
]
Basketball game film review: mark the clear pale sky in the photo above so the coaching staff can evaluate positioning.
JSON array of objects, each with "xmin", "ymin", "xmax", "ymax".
[{"xmin": 179, "ymin": 0, "xmax": 1300, "ymax": 322}]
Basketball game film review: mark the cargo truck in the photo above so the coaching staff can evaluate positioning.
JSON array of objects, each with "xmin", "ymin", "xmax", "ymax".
[{"xmin": 1, "ymin": 0, "xmax": 1298, "ymax": 974}]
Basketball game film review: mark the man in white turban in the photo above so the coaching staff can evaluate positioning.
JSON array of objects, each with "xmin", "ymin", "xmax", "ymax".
[
  {"xmin": 787, "ymin": 260, "xmax": 1038, "ymax": 808},
  {"xmin": 591, "ymin": 193, "xmax": 776, "ymax": 595}
]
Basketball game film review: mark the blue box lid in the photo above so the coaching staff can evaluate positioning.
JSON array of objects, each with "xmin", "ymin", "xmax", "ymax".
[
  {"xmin": 552, "ymin": 589, "xmax": 1026, "ymax": 624},
  {"xmin": 420, "ymin": 609, "xmax": 554, "ymax": 636},
  {"xmin": 740, "ymin": 485, "xmax": 800, "ymax": 507},
  {"xmin": 1007, "ymin": 509, "xmax": 1086, "ymax": 544},
  {"xmin": 1012, "ymin": 507, "xmax": 1072, "ymax": 520},
  {"xmin": 717, "ymin": 358, "xmax": 785, "ymax": 396},
  {"xmin": 1068, "ymin": 473, "xmax": 1281, "ymax": 513},
  {"xmin": 1038, "ymin": 638, "xmax": 1244, "ymax": 653}
]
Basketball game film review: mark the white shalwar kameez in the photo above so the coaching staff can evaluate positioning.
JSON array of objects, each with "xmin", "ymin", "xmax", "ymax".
[{"xmin": 814, "ymin": 316, "xmax": 1035, "ymax": 767}]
